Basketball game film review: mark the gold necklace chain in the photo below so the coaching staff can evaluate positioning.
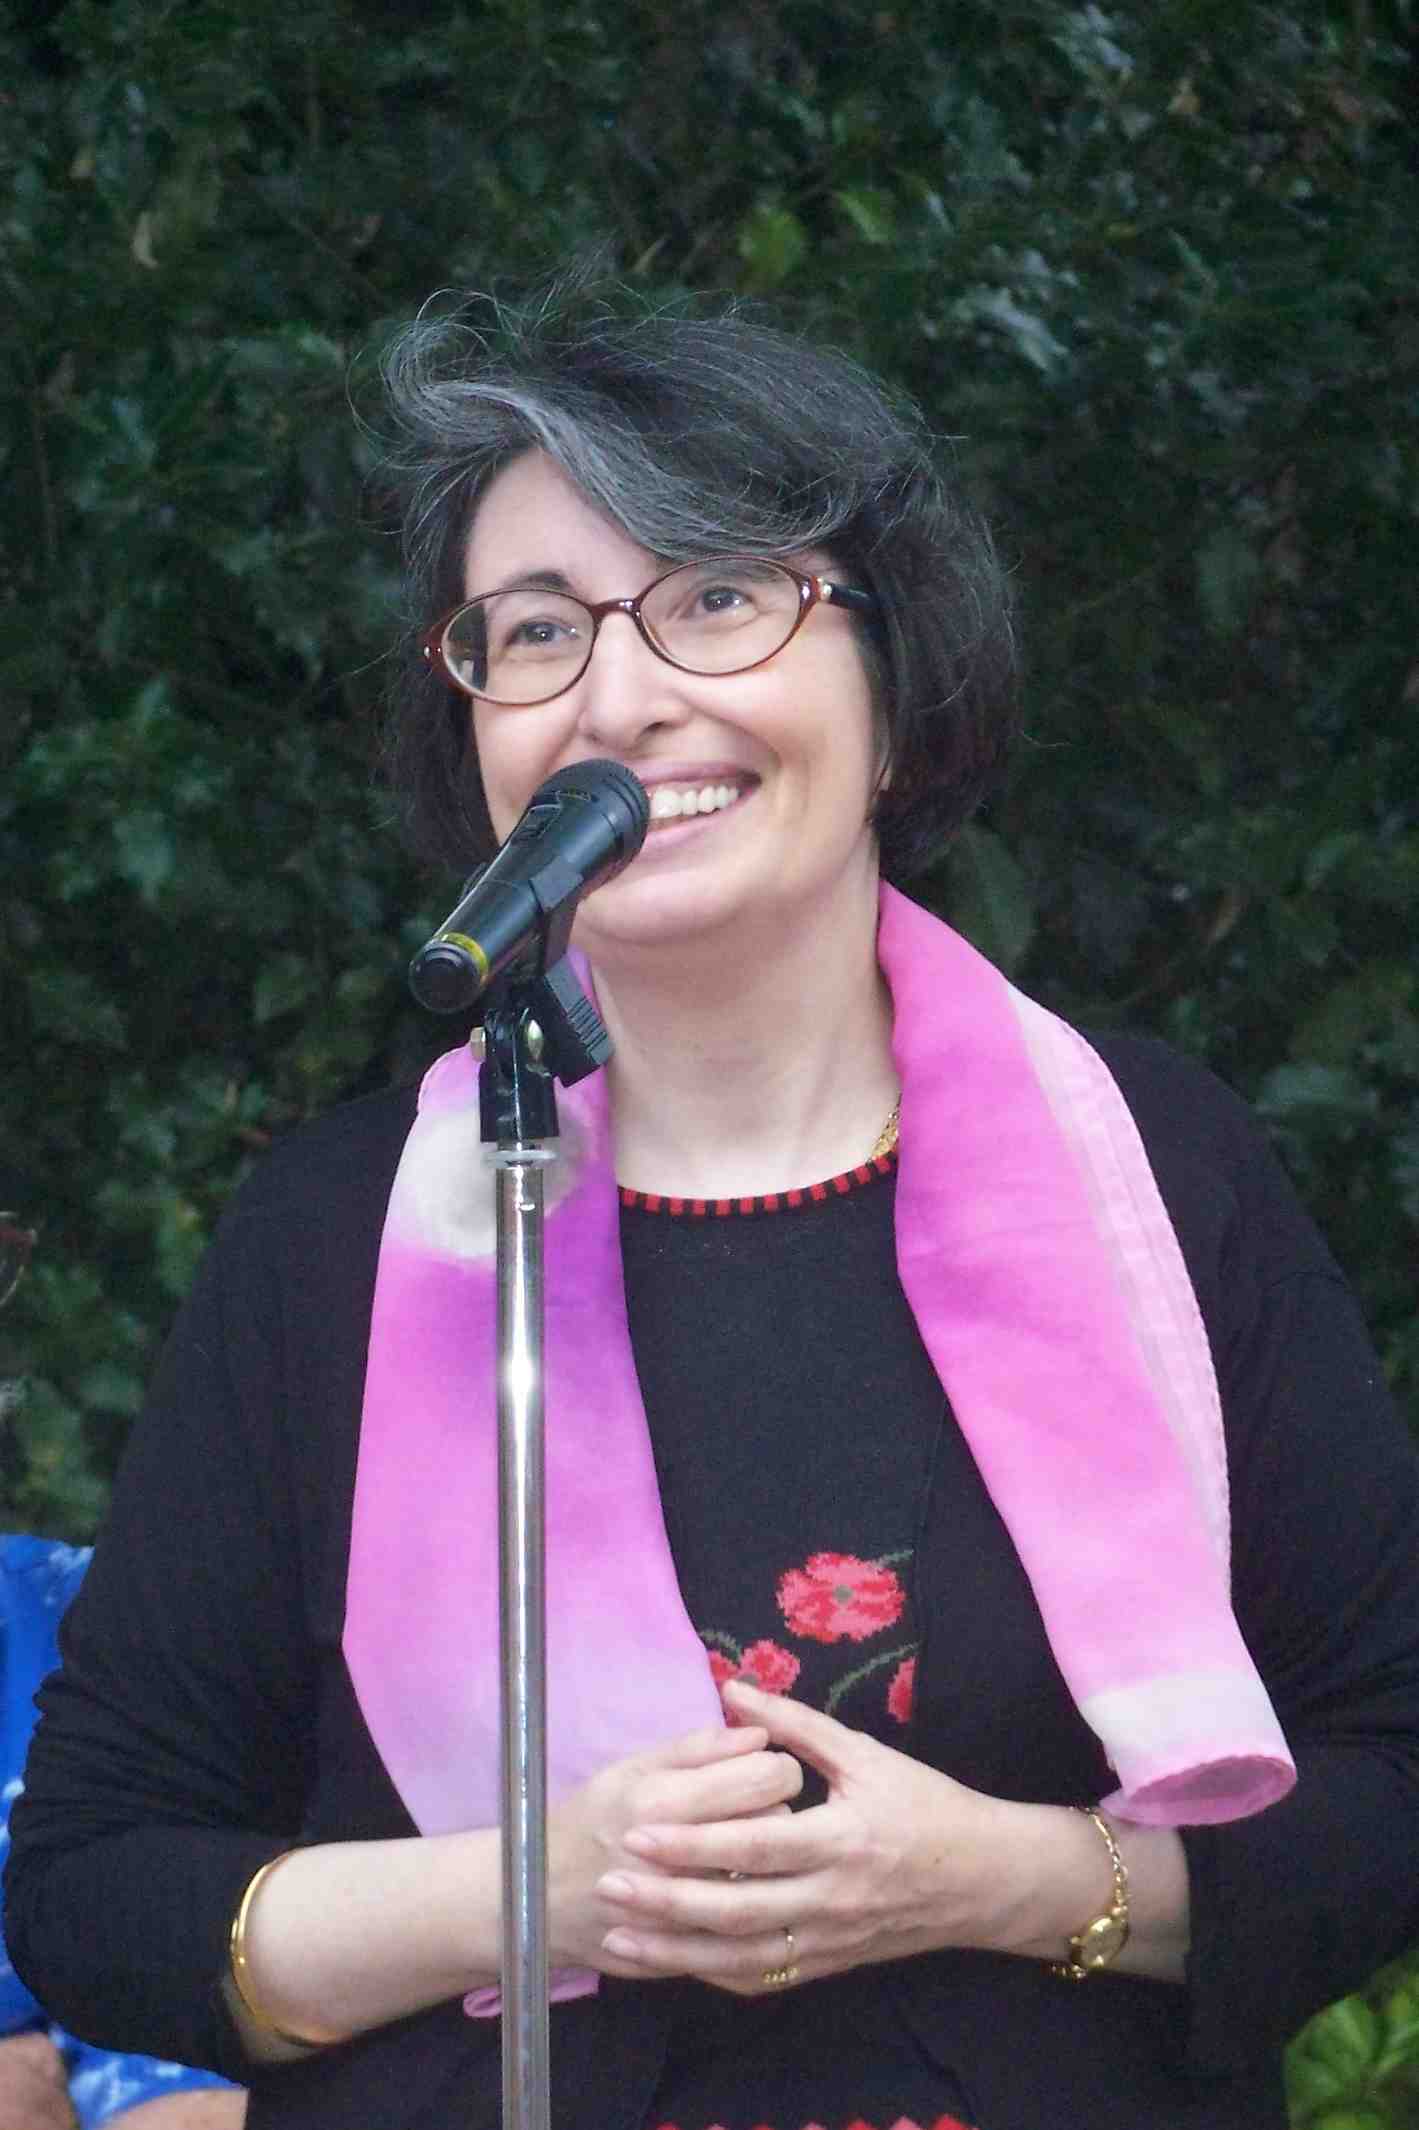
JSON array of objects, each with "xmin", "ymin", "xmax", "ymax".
[{"xmin": 869, "ymin": 1097, "xmax": 901, "ymax": 1163}]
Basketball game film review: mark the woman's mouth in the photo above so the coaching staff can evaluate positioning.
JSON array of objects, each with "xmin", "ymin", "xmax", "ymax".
[{"xmin": 645, "ymin": 779, "xmax": 753, "ymax": 829}]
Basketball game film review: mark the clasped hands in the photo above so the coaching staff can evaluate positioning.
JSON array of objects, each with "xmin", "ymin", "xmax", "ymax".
[{"xmin": 549, "ymin": 1679, "xmax": 1010, "ymax": 1998}]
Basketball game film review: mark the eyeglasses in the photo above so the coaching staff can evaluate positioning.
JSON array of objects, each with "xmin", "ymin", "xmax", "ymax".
[{"xmin": 421, "ymin": 556, "xmax": 877, "ymax": 707}]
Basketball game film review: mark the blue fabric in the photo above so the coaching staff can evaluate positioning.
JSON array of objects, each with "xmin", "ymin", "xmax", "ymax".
[{"xmin": 2, "ymin": 1534, "xmax": 234, "ymax": 2124}]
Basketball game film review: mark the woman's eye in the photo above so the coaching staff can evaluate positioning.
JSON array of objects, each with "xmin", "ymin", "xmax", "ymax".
[
  {"xmin": 687, "ymin": 581, "xmax": 764, "ymax": 624},
  {"xmin": 500, "ymin": 615, "xmax": 579, "ymax": 654}
]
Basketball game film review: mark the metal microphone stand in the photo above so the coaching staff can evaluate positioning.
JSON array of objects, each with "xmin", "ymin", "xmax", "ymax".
[
  {"xmin": 408, "ymin": 761, "xmax": 646, "ymax": 2124},
  {"xmin": 476, "ymin": 960, "xmax": 612, "ymax": 2130}
]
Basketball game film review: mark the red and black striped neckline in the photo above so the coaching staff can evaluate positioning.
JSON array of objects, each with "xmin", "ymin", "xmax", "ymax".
[{"xmin": 618, "ymin": 1147, "xmax": 897, "ymax": 1218}]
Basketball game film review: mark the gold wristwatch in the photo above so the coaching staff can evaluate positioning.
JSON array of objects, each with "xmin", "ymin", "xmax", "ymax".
[{"xmin": 1052, "ymin": 1806, "xmax": 1130, "ymax": 1981}]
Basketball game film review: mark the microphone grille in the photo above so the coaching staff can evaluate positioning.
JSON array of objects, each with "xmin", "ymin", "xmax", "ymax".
[
  {"xmin": 540, "ymin": 758, "xmax": 646, "ymax": 814},
  {"xmin": 536, "ymin": 759, "xmax": 649, "ymax": 853}
]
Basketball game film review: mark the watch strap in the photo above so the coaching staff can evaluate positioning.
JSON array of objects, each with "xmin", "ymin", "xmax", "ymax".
[{"xmin": 1051, "ymin": 1806, "xmax": 1130, "ymax": 1982}]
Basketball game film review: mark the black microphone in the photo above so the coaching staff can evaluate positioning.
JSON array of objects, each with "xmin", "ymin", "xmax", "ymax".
[{"xmin": 408, "ymin": 760, "xmax": 649, "ymax": 1014}]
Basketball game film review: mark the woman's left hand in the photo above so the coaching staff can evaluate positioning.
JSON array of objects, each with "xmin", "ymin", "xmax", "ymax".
[{"xmin": 595, "ymin": 1680, "xmax": 1018, "ymax": 1994}]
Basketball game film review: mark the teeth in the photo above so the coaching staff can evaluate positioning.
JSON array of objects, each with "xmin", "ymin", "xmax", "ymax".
[{"xmin": 648, "ymin": 783, "xmax": 743, "ymax": 822}]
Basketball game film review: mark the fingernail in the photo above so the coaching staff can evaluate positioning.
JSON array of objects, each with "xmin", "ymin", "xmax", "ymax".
[
  {"xmin": 597, "ymin": 1872, "xmax": 635, "ymax": 1900},
  {"xmin": 623, "ymin": 1829, "xmax": 662, "ymax": 1858},
  {"xmin": 602, "ymin": 1929, "xmax": 640, "ymax": 1959}
]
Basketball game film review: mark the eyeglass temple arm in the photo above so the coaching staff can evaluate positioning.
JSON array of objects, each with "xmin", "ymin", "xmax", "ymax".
[{"xmin": 822, "ymin": 581, "xmax": 877, "ymax": 614}]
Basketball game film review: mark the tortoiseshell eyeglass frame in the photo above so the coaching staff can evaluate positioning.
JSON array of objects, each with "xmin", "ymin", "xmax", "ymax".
[{"xmin": 420, "ymin": 557, "xmax": 878, "ymax": 707}]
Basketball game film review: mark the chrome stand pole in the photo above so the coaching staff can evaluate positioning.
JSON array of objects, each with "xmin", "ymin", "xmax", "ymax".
[
  {"xmin": 409, "ymin": 867, "xmax": 625, "ymax": 2126},
  {"xmin": 463, "ymin": 968, "xmax": 611, "ymax": 2130},
  {"xmin": 491, "ymin": 1138, "xmax": 556, "ymax": 2130}
]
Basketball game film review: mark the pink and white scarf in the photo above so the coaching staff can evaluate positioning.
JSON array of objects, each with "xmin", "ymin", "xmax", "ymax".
[{"xmin": 344, "ymin": 886, "xmax": 1295, "ymax": 2009}]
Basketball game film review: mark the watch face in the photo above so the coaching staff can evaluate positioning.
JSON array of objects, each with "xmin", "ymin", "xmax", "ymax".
[{"xmin": 1079, "ymin": 1910, "xmax": 1129, "ymax": 1968}]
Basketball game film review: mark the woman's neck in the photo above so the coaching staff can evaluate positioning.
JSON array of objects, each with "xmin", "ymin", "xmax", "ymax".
[{"xmin": 587, "ymin": 889, "xmax": 899, "ymax": 1199}]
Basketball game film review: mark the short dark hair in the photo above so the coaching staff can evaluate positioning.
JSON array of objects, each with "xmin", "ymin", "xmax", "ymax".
[{"xmin": 379, "ymin": 282, "xmax": 1019, "ymax": 883}]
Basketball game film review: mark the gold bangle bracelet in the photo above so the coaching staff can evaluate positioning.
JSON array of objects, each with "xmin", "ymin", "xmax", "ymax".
[{"xmin": 228, "ymin": 1849, "xmax": 344, "ymax": 2049}]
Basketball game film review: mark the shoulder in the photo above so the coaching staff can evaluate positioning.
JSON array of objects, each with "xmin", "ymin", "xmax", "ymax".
[
  {"xmin": 143, "ymin": 1084, "xmax": 422, "ymax": 1381},
  {"xmin": 1080, "ymin": 1034, "xmax": 1403, "ymax": 1512},
  {"xmin": 224, "ymin": 1083, "xmax": 420, "ymax": 1227},
  {"xmin": 1082, "ymin": 1029, "xmax": 1342, "ymax": 1305},
  {"xmin": 205, "ymin": 1083, "xmax": 420, "ymax": 1279},
  {"xmin": 1085, "ymin": 1030, "xmax": 1279, "ymax": 1182}
]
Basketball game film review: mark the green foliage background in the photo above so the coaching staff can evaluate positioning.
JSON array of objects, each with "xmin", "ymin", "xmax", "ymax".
[{"xmin": 2, "ymin": 2, "xmax": 1416, "ymax": 2117}]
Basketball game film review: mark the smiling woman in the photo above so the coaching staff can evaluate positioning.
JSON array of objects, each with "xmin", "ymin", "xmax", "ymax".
[
  {"xmin": 7, "ymin": 281, "xmax": 1419, "ymax": 2130},
  {"xmin": 444, "ymin": 448, "xmax": 888, "ymax": 1017}
]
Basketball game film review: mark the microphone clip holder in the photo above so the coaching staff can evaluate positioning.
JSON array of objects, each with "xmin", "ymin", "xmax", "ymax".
[{"xmin": 477, "ymin": 957, "xmax": 613, "ymax": 1149}]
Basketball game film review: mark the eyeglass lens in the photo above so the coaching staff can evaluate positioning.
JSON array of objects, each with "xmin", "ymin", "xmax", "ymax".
[{"xmin": 441, "ymin": 559, "xmax": 806, "ymax": 703}]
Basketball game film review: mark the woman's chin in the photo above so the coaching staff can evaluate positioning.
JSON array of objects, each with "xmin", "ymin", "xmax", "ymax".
[{"xmin": 572, "ymin": 870, "xmax": 746, "ymax": 966}]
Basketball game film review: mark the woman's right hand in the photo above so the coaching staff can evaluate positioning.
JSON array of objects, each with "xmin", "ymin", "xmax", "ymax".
[
  {"xmin": 225, "ymin": 1721, "xmax": 801, "ymax": 2061},
  {"xmin": 548, "ymin": 1720, "xmax": 802, "ymax": 1976}
]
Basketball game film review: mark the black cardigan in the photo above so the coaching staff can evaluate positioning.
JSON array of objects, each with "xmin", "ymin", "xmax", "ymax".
[{"xmin": 8, "ymin": 1034, "xmax": 1419, "ymax": 2129}]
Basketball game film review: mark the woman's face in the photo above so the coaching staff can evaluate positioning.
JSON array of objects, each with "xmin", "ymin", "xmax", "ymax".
[{"xmin": 460, "ymin": 449, "xmax": 884, "ymax": 968}]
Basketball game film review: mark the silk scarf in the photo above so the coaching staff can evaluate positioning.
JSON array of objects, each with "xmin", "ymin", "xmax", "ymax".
[{"xmin": 344, "ymin": 885, "xmax": 1295, "ymax": 2012}]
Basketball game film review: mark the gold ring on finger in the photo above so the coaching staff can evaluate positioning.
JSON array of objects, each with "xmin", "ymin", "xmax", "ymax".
[{"xmin": 761, "ymin": 1927, "xmax": 800, "ymax": 1988}]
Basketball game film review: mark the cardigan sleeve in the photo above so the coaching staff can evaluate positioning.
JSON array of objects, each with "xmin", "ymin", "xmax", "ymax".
[
  {"xmin": 1181, "ymin": 1239, "xmax": 1419, "ymax": 2064},
  {"xmin": 3, "ymin": 1090, "xmax": 413, "ymax": 2081},
  {"xmin": 1098, "ymin": 1037, "xmax": 1419, "ymax": 2070}
]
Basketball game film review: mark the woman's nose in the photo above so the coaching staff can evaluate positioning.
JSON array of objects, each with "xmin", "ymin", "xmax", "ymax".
[{"xmin": 571, "ymin": 612, "xmax": 691, "ymax": 749}]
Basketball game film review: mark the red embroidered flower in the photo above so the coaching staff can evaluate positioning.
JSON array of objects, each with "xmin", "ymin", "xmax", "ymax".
[
  {"xmin": 705, "ymin": 1640, "xmax": 801, "ymax": 1695},
  {"xmin": 736, "ymin": 1639, "xmax": 801, "ymax": 1693},
  {"xmin": 777, "ymin": 1552, "xmax": 905, "ymax": 1643},
  {"xmin": 887, "ymin": 1655, "xmax": 917, "ymax": 1726}
]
